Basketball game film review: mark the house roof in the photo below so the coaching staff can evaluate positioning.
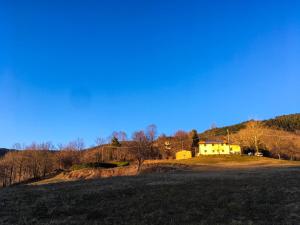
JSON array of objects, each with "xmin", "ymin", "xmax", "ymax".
[
  {"xmin": 199, "ymin": 141, "xmax": 241, "ymax": 146},
  {"xmin": 199, "ymin": 140, "xmax": 226, "ymax": 144}
]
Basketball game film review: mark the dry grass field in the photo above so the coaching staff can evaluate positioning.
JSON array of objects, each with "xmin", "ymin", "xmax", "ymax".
[{"xmin": 1, "ymin": 156, "xmax": 300, "ymax": 225}]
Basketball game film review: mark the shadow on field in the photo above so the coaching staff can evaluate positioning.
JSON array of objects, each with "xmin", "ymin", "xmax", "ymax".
[{"xmin": 1, "ymin": 166, "xmax": 300, "ymax": 225}]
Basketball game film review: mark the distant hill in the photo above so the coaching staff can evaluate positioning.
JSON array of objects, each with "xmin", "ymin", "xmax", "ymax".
[
  {"xmin": 0, "ymin": 148, "xmax": 12, "ymax": 157},
  {"xmin": 263, "ymin": 113, "xmax": 300, "ymax": 132},
  {"xmin": 200, "ymin": 113, "xmax": 300, "ymax": 138},
  {"xmin": 199, "ymin": 121, "xmax": 249, "ymax": 138}
]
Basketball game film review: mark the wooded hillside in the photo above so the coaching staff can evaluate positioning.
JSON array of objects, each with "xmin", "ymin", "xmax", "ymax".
[
  {"xmin": 263, "ymin": 113, "xmax": 300, "ymax": 132},
  {"xmin": 199, "ymin": 114, "xmax": 300, "ymax": 160},
  {"xmin": 200, "ymin": 113, "xmax": 300, "ymax": 138}
]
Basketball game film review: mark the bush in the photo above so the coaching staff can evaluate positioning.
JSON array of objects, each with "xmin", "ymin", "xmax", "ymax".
[
  {"xmin": 113, "ymin": 161, "xmax": 130, "ymax": 167},
  {"xmin": 71, "ymin": 162, "xmax": 130, "ymax": 171}
]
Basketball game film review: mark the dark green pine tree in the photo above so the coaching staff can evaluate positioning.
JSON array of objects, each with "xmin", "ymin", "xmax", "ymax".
[
  {"xmin": 190, "ymin": 129, "xmax": 199, "ymax": 148},
  {"xmin": 111, "ymin": 136, "xmax": 121, "ymax": 147}
]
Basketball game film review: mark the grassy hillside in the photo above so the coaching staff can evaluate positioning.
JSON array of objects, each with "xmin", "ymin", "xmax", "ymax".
[
  {"xmin": 30, "ymin": 156, "xmax": 300, "ymax": 186},
  {"xmin": 1, "ymin": 157, "xmax": 300, "ymax": 225},
  {"xmin": 156, "ymin": 155, "xmax": 300, "ymax": 167},
  {"xmin": 199, "ymin": 121, "xmax": 248, "ymax": 138}
]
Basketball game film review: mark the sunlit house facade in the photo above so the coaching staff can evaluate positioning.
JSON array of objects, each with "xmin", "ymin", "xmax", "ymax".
[
  {"xmin": 176, "ymin": 150, "xmax": 192, "ymax": 160},
  {"xmin": 198, "ymin": 141, "xmax": 241, "ymax": 155}
]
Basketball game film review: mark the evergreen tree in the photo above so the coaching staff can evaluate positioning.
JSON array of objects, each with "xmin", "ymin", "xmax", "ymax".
[
  {"xmin": 111, "ymin": 137, "xmax": 121, "ymax": 147},
  {"xmin": 190, "ymin": 129, "xmax": 199, "ymax": 148}
]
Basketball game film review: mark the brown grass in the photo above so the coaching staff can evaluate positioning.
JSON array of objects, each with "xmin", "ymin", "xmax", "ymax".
[
  {"xmin": 34, "ymin": 156, "xmax": 300, "ymax": 185},
  {"xmin": 145, "ymin": 155, "xmax": 300, "ymax": 170},
  {"xmin": 1, "ymin": 156, "xmax": 300, "ymax": 225}
]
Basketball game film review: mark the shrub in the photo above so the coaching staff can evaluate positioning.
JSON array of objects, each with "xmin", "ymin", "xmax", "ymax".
[{"xmin": 71, "ymin": 162, "xmax": 130, "ymax": 171}]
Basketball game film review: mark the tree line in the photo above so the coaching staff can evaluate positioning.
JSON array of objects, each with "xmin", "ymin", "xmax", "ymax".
[
  {"xmin": 0, "ymin": 124, "xmax": 203, "ymax": 187},
  {"xmin": 263, "ymin": 113, "xmax": 300, "ymax": 132},
  {"xmin": 1, "ymin": 120, "xmax": 300, "ymax": 187},
  {"xmin": 0, "ymin": 125, "xmax": 167, "ymax": 187}
]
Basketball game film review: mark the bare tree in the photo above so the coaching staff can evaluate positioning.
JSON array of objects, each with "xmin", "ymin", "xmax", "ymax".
[
  {"xmin": 146, "ymin": 124, "xmax": 157, "ymax": 155},
  {"xmin": 12, "ymin": 143, "xmax": 25, "ymax": 182},
  {"xmin": 38, "ymin": 142, "xmax": 55, "ymax": 177},
  {"xmin": 95, "ymin": 137, "xmax": 106, "ymax": 162},
  {"xmin": 55, "ymin": 143, "xmax": 79, "ymax": 169},
  {"xmin": 95, "ymin": 137, "xmax": 105, "ymax": 146},
  {"xmin": 131, "ymin": 130, "xmax": 150, "ymax": 172},
  {"xmin": 67, "ymin": 138, "xmax": 85, "ymax": 163},
  {"xmin": 156, "ymin": 134, "xmax": 173, "ymax": 159},
  {"xmin": 12, "ymin": 143, "xmax": 23, "ymax": 151},
  {"xmin": 174, "ymin": 130, "xmax": 189, "ymax": 150},
  {"xmin": 119, "ymin": 131, "xmax": 127, "ymax": 142},
  {"xmin": 0, "ymin": 160, "xmax": 6, "ymax": 187},
  {"xmin": 232, "ymin": 121, "xmax": 265, "ymax": 154},
  {"xmin": 112, "ymin": 131, "xmax": 119, "ymax": 139},
  {"xmin": 146, "ymin": 124, "xmax": 157, "ymax": 143},
  {"xmin": 2, "ymin": 152, "xmax": 16, "ymax": 186},
  {"xmin": 69, "ymin": 138, "xmax": 85, "ymax": 151}
]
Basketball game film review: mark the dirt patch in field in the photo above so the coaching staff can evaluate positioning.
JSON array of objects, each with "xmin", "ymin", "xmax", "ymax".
[
  {"xmin": 32, "ymin": 165, "xmax": 139, "ymax": 185},
  {"xmin": 65, "ymin": 165, "xmax": 138, "ymax": 180}
]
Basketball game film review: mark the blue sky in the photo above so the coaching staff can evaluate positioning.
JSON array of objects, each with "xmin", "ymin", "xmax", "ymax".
[{"xmin": 0, "ymin": 0, "xmax": 300, "ymax": 148}]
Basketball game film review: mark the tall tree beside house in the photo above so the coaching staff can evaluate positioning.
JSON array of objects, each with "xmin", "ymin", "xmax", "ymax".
[
  {"xmin": 190, "ymin": 130, "xmax": 199, "ymax": 147},
  {"xmin": 232, "ymin": 121, "xmax": 265, "ymax": 154},
  {"xmin": 189, "ymin": 129, "xmax": 199, "ymax": 156},
  {"xmin": 174, "ymin": 130, "xmax": 189, "ymax": 151}
]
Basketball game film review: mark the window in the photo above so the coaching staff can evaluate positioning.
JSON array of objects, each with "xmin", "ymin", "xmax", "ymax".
[
  {"xmin": 212, "ymin": 150, "xmax": 215, "ymax": 153},
  {"xmin": 204, "ymin": 150, "xmax": 207, "ymax": 153},
  {"xmin": 212, "ymin": 144, "xmax": 214, "ymax": 146},
  {"xmin": 222, "ymin": 150, "xmax": 224, "ymax": 152}
]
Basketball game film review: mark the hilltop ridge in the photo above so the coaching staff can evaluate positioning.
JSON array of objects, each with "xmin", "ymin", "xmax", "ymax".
[{"xmin": 200, "ymin": 113, "xmax": 300, "ymax": 138}]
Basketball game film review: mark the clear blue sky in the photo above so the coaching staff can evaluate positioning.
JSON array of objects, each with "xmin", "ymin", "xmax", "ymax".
[{"xmin": 0, "ymin": 0, "xmax": 299, "ymax": 148}]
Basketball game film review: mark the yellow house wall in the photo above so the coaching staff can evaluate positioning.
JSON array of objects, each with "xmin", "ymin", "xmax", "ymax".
[
  {"xmin": 198, "ymin": 144, "xmax": 241, "ymax": 155},
  {"xmin": 176, "ymin": 150, "xmax": 192, "ymax": 160},
  {"xmin": 230, "ymin": 145, "xmax": 241, "ymax": 153}
]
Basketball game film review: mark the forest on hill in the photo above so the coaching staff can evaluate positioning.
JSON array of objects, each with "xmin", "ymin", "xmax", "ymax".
[
  {"xmin": 263, "ymin": 113, "xmax": 300, "ymax": 132},
  {"xmin": 200, "ymin": 113, "xmax": 300, "ymax": 138}
]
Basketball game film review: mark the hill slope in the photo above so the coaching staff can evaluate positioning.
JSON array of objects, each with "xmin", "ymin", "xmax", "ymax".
[
  {"xmin": 1, "ymin": 157, "xmax": 300, "ymax": 225},
  {"xmin": 263, "ymin": 113, "xmax": 300, "ymax": 132},
  {"xmin": 200, "ymin": 113, "xmax": 300, "ymax": 138},
  {"xmin": 32, "ymin": 156, "xmax": 300, "ymax": 185}
]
